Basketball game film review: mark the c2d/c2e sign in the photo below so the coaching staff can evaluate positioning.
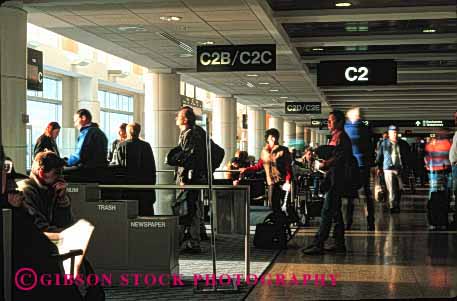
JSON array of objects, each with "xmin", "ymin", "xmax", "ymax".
[
  {"xmin": 197, "ymin": 44, "xmax": 276, "ymax": 72},
  {"xmin": 317, "ymin": 60, "xmax": 397, "ymax": 86},
  {"xmin": 285, "ymin": 102, "xmax": 321, "ymax": 114}
]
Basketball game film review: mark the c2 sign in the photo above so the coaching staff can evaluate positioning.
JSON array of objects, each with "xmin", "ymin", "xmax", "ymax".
[
  {"xmin": 317, "ymin": 60, "xmax": 397, "ymax": 86},
  {"xmin": 285, "ymin": 102, "xmax": 321, "ymax": 114},
  {"xmin": 197, "ymin": 44, "xmax": 276, "ymax": 72}
]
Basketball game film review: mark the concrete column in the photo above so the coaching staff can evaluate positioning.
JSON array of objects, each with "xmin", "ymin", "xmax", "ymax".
[
  {"xmin": 310, "ymin": 130, "xmax": 316, "ymax": 147},
  {"xmin": 212, "ymin": 96, "xmax": 236, "ymax": 175},
  {"xmin": 133, "ymin": 94, "xmax": 145, "ymax": 139},
  {"xmin": 0, "ymin": 5, "xmax": 27, "ymax": 173},
  {"xmin": 283, "ymin": 121, "xmax": 296, "ymax": 149},
  {"xmin": 61, "ymin": 76, "xmax": 78, "ymax": 158},
  {"xmin": 304, "ymin": 128, "xmax": 311, "ymax": 147},
  {"xmin": 77, "ymin": 77, "xmax": 100, "ymax": 123},
  {"xmin": 247, "ymin": 107, "xmax": 265, "ymax": 160},
  {"xmin": 144, "ymin": 72, "xmax": 180, "ymax": 215},
  {"xmin": 268, "ymin": 116, "xmax": 284, "ymax": 145},
  {"xmin": 295, "ymin": 124, "xmax": 304, "ymax": 151}
]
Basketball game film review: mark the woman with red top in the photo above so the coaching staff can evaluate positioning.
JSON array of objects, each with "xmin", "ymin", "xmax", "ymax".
[{"xmin": 238, "ymin": 128, "xmax": 292, "ymax": 212}]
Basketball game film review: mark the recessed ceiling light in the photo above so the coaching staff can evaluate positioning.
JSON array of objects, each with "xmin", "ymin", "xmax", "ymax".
[
  {"xmin": 312, "ymin": 48, "xmax": 324, "ymax": 51},
  {"xmin": 280, "ymin": 96, "xmax": 288, "ymax": 99},
  {"xmin": 179, "ymin": 53, "xmax": 193, "ymax": 58},
  {"xmin": 118, "ymin": 26, "xmax": 146, "ymax": 32},
  {"xmin": 422, "ymin": 28, "xmax": 436, "ymax": 33},
  {"xmin": 269, "ymin": 89, "xmax": 279, "ymax": 92},
  {"xmin": 199, "ymin": 41, "xmax": 215, "ymax": 45},
  {"xmin": 247, "ymin": 74, "xmax": 258, "ymax": 77},
  {"xmin": 335, "ymin": 2, "xmax": 352, "ymax": 7},
  {"xmin": 246, "ymin": 82, "xmax": 255, "ymax": 88},
  {"xmin": 259, "ymin": 82, "xmax": 270, "ymax": 85},
  {"xmin": 160, "ymin": 16, "xmax": 182, "ymax": 22}
]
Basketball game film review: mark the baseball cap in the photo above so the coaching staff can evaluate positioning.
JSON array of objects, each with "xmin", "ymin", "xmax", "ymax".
[{"xmin": 388, "ymin": 125, "xmax": 399, "ymax": 131}]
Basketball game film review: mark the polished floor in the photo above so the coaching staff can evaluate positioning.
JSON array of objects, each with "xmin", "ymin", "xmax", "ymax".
[{"xmin": 246, "ymin": 187, "xmax": 457, "ymax": 300}]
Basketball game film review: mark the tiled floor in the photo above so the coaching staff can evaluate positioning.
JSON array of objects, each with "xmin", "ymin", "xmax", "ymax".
[{"xmin": 247, "ymin": 187, "xmax": 457, "ymax": 300}]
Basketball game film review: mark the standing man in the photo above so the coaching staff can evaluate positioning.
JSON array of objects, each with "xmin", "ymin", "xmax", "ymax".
[
  {"xmin": 115, "ymin": 123, "xmax": 156, "ymax": 216},
  {"xmin": 376, "ymin": 125, "xmax": 410, "ymax": 213},
  {"xmin": 344, "ymin": 108, "xmax": 375, "ymax": 231},
  {"xmin": 173, "ymin": 106, "xmax": 208, "ymax": 253},
  {"xmin": 449, "ymin": 111, "xmax": 457, "ymax": 228},
  {"xmin": 239, "ymin": 128, "xmax": 292, "ymax": 212},
  {"xmin": 303, "ymin": 111, "xmax": 353, "ymax": 255},
  {"xmin": 67, "ymin": 109, "xmax": 108, "ymax": 169}
]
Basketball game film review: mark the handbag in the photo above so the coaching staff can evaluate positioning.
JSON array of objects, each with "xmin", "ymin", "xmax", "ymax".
[{"xmin": 253, "ymin": 212, "xmax": 289, "ymax": 249}]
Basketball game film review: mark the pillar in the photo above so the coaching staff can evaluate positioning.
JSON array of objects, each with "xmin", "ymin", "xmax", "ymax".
[
  {"xmin": 144, "ymin": 72, "xmax": 180, "ymax": 215},
  {"xmin": 61, "ymin": 77, "xmax": 78, "ymax": 158},
  {"xmin": 77, "ymin": 77, "xmax": 100, "ymax": 123},
  {"xmin": 247, "ymin": 107, "xmax": 265, "ymax": 160},
  {"xmin": 0, "ymin": 4, "xmax": 27, "ymax": 173},
  {"xmin": 310, "ymin": 130, "xmax": 316, "ymax": 147},
  {"xmin": 212, "ymin": 96, "xmax": 236, "ymax": 176},
  {"xmin": 304, "ymin": 128, "xmax": 311, "ymax": 147},
  {"xmin": 295, "ymin": 124, "xmax": 304, "ymax": 151},
  {"xmin": 283, "ymin": 121, "xmax": 296, "ymax": 149},
  {"xmin": 268, "ymin": 116, "xmax": 284, "ymax": 145}
]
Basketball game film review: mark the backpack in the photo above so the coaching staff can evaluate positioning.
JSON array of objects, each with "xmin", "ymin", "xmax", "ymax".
[
  {"xmin": 254, "ymin": 211, "xmax": 290, "ymax": 249},
  {"xmin": 210, "ymin": 140, "xmax": 225, "ymax": 172}
]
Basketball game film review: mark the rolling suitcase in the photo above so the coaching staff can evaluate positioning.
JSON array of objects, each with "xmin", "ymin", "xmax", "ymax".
[{"xmin": 427, "ymin": 191, "xmax": 449, "ymax": 227}]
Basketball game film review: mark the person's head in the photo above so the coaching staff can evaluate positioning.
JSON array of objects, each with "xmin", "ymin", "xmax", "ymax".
[
  {"xmin": 126, "ymin": 122, "xmax": 141, "ymax": 140},
  {"xmin": 346, "ymin": 107, "xmax": 361, "ymax": 122},
  {"xmin": 32, "ymin": 151, "xmax": 65, "ymax": 185},
  {"xmin": 328, "ymin": 110, "xmax": 345, "ymax": 132},
  {"xmin": 235, "ymin": 150, "xmax": 249, "ymax": 162},
  {"xmin": 44, "ymin": 122, "xmax": 61, "ymax": 139},
  {"xmin": 118, "ymin": 123, "xmax": 127, "ymax": 141},
  {"xmin": 176, "ymin": 106, "xmax": 196, "ymax": 128},
  {"xmin": 265, "ymin": 128, "xmax": 280, "ymax": 146},
  {"xmin": 388, "ymin": 125, "xmax": 398, "ymax": 142},
  {"xmin": 74, "ymin": 109, "xmax": 92, "ymax": 129},
  {"xmin": 382, "ymin": 131, "xmax": 388, "ymax": 139}
]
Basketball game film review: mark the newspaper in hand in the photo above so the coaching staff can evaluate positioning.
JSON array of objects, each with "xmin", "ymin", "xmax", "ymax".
[{"xmin": 55, "ymin": 219, "xmax": 94, "ymax": 277}]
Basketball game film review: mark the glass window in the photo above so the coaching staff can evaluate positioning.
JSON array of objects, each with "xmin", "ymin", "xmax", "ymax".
[{"xmin": 185, "ymin": 83, "xmax": 195, "ymax": 98}]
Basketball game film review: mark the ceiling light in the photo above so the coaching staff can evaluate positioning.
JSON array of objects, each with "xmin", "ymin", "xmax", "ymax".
[
  {"xmin": 259, "ymin": 82, "xmax": 270, "ymax": 85},
  {"xmin": 199, "ymin": 41, "xmax": 215, "ymax": 45},
  {"xmin": 335, "ymin": 2, "xmax": 352, "ymax": 7},
  {"xmin": 160, "ymin": 16, "xmax": 182, "ymax": 22},
  {"xmin": 179, "ymin": 53, "xmax": 193, "ymax": 58},
  {"xmin": 247, "ymin": 74, "xmax": 258, "ymax": 77},
  {"xmin": 312, "ymin": 48, "xmax": 324, "ymax": 51},
  {"xmin": 269, "ymin": 89, "xmax": 279, "ymax": 92},
  {"xmin": 246, "ymin": 82, "xmax": 255, "ymax": 88},
  {"xmin": 118, "ymin": 26, "xmax": 146, "ymax": 32},
  {"xmin": 422, "ymin": 28, "xmax": 436, "ymax": 33},
  {"xmin": 280, "ymin": 96, "xmax": 288, "ymax": 99}
]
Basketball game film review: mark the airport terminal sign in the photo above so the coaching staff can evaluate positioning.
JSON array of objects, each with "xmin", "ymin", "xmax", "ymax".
[
  {"xmin": 285, "ymin": 102, "xmax": 321, "ymax": 114},
  {"xmin": 27, "ymin": 48, "xmax": 43, "ymax": 91},
  {"xmin": 197, "ymin": 44, "xmax": 276, "ymax": 72},
  {"xmin": 317, "ymin": 60, "xmax": 397, "ymax": 86}
]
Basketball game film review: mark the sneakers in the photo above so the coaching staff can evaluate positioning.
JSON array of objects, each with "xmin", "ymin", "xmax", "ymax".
[
  {"xmin": 302, "ymin": 245, "xmax": 324, "ymax": 255},
  {"xmin": 324, "ymin": 244, "xmax": 347, "ymax": 253}
]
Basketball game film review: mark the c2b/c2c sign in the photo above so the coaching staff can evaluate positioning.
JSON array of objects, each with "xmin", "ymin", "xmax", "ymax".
[
  {"xmin": 197, "ymin": 44, "xmax": 276, "ymax": 72},
  {"xmin": 317, "ymin": 60, "xmax": 397, "ymax": 86}
]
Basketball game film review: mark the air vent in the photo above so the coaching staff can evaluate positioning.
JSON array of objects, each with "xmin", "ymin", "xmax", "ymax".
[{"xmin": 157, "ymin": 32, "xmax": 194, "ymax": 53}]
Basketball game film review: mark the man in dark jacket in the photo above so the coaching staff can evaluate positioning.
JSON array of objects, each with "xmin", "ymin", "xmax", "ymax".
[
  {"xmin": 115, "ymin": 123, "xmax": 156, "ymax": 215},
  {"xmin": 344, "ymin": 108, "xmax": 375, "ymax": 231},
  {"xmin": 67, "ymin": 109, "xmax": 108, "ymax": 169},
  {"xmin": 303, "ymin": 110, "xmax": 353, "ymax": 255},
  {"xmin": 376, "ymin": 125, "xmax": 410, "ymax": 213},
  {"xmin": 172, "ymin": 106, "xmax": 208, "ymax": 253}
]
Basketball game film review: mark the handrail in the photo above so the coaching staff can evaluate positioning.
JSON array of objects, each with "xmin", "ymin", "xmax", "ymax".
[{"xmin": 98, "ymin": 184, "xmax": 251, "ymax": 279}]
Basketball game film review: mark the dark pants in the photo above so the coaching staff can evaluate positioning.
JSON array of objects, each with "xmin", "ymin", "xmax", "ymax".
[
  {"xmin": 346, "ymin": 167, "xmax": 375, "ymax": 227},
  {"xmin": 313, "ymin": 188, "xmax": 345, "ymax": 248},
  {"xmin": 268, "ymin": 182, "xmax": 285, "ymax": 212}
]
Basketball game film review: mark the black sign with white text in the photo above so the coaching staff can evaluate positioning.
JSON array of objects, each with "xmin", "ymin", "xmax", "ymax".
[
  {"xmin": 317, "ymin": 60, "xmax": 397, "ymax": 86},
  {"xmin": 197, "ymin": 44, "xmax": 276, "ymax": 72},
  {"xmin": 311, "ymin": 119, "xmax": 328, "ymax": 130},
  {"xmin": 285, "ymin": 102, "xmax": 321, "ymax": 114},
  {"xmin": 27, "ymin": 48, "xmax": 43, "ymax": 91}
]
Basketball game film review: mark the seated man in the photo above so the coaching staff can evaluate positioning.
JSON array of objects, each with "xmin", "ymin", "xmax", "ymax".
[
  {"xmin": 18, "ymin": 151, "xmax": 73, "ymax": 237},
  {"xmin": 114, "ymin": 122, "xmax": 156, "ymax": 216}
]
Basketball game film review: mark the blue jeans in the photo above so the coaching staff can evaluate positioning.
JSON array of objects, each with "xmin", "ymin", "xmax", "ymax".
[{"xmin": 313, "ymin": 188, "xmax": 345, "ymax": 248}]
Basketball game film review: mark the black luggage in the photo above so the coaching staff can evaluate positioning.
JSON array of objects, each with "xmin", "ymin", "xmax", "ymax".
[
  {"xmin": 253, "ymin": 212, "xmax": 290, "ymax": 249},
  {"xmin": 427, "ymin": 191, "xmax": 449, "ymax": 227}
]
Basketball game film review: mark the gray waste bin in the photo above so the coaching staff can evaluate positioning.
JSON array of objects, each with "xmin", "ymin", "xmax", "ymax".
[
  {"xmin": 212, "ymin": 190, "xmax": 246, "ymax": 235},
  {"xmin": 67, "ymin": 183, "xmax": 100, "ymax": 218}
]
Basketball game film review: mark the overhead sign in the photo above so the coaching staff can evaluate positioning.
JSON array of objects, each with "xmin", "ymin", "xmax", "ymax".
[
  {"xmin": 196, "ymin": 44, "xmax": 276, "ymax": 72},
  {"xmin": 311, "ymin": 119, "xmax": 328, "ymax": 130},
  {"xmin": 368, "ymin": 120, "xmax": 454, "ymax": 128},
  {"xmin": 285, "ymin": 102, "xmax": 321, "ymax": 114},
  {"xmin": 27, "ymin": 48, "xmax": 43, "ymax": 91},
  {"xmin": 317, "ymin": 60, "xmax": 397, "ymax": 86}
]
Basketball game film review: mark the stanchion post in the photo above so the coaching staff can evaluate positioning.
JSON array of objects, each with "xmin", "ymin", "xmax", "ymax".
[{"xmin": 244, "ymin": 186, "xmax": 250, "ymax": 280}]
